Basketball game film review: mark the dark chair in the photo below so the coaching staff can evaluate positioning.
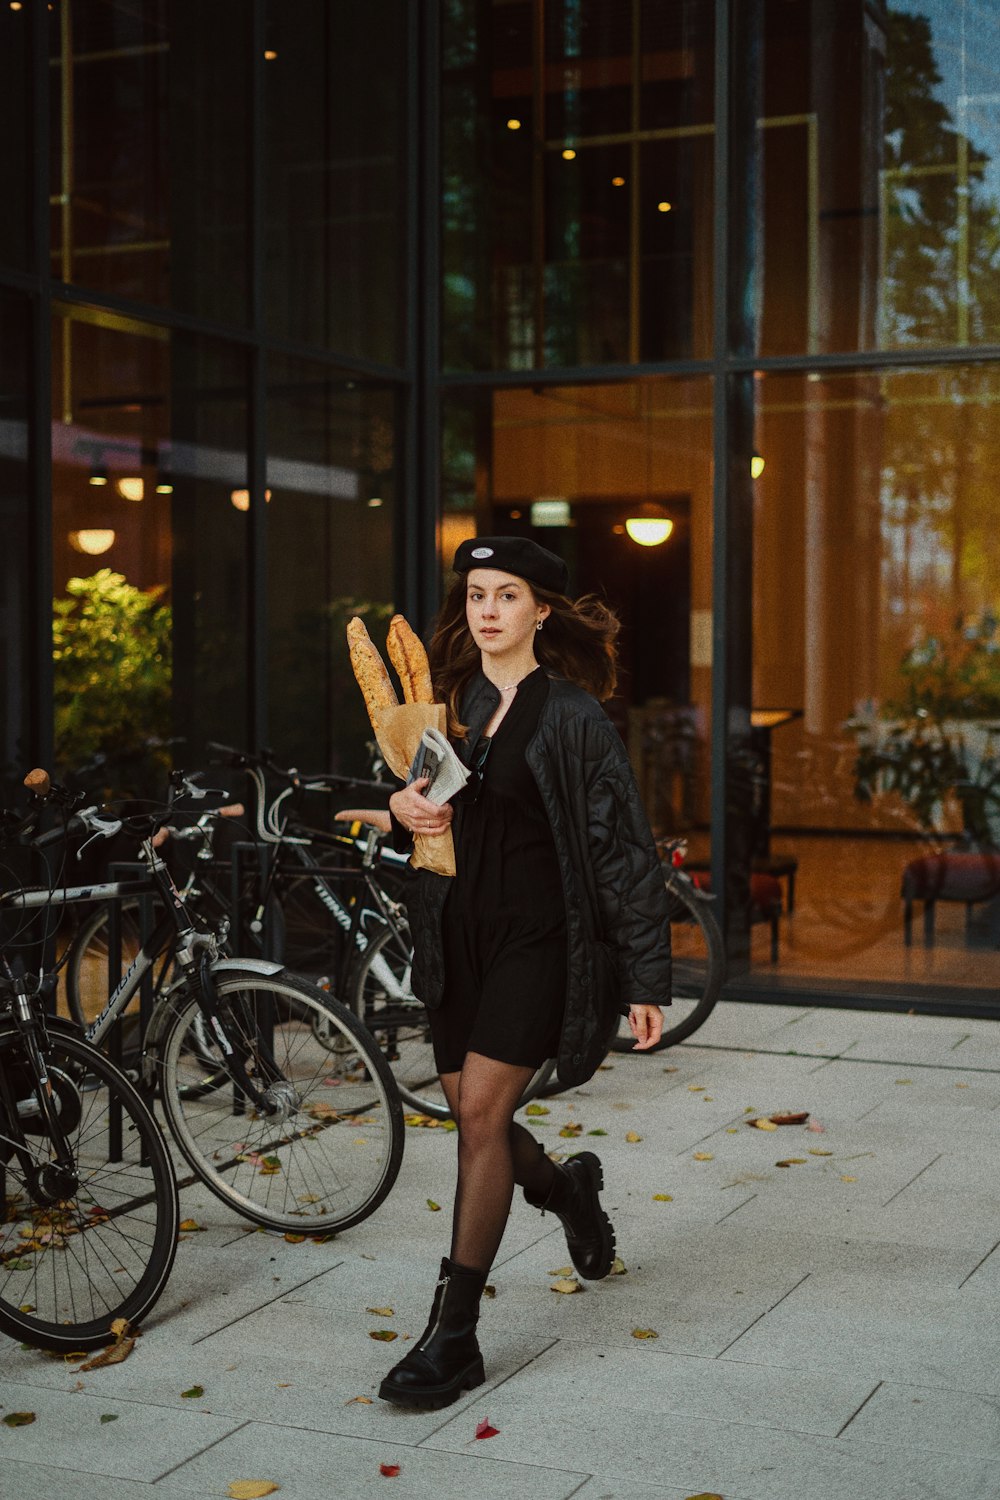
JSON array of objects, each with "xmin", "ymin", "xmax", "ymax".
[{"xmin": 901, "ymin": 852, "xmax": 1000, "ymax": 945}]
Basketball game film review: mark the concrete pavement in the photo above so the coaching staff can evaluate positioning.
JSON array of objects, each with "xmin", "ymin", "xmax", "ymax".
[{"xmin": 3, "ymin": 998, "xmax": 1000, "ymax": 1500}]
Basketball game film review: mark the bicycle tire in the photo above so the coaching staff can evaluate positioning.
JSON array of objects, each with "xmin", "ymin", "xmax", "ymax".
[
  {"xmin": 351, "ymin": 924, "xmax": 555, "ymax": 1119},
  {"xmin": 157, "ymin": 968, "xmax": 404, "ymax": 1233},
  {"xmin": 0, "ymin": 1024, "xmax": 179, "ymax": 1351},
  {"xmin": 65, "ymin": 899, "xmax": 174, "ymax": 1030},
  {"xmin": 610, "ymin": 879, "xmax": 725, "ymax": 1053}
]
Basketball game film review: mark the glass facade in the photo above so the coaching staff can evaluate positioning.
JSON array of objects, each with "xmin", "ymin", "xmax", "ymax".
[{"xmin": 3, "ymin": 0, "xmax": 1000, "ymax": 1011}]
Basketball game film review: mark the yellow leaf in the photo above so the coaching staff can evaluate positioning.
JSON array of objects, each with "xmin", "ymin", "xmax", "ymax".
[
  {"xmin": 684, "ymin": 1493, "xmax": 724, "ymax": 1499},
  {"xmin": 750, "ymin": 1118, "xmax": 778, "ymax": 1131},
  {"xmin": 807, "ymin": 1148, "xmax": 834, "ymax": 1156},
  {"xmin": 775, "ymin": 1158, "xmax": 806, "ymax": 1167},
  {"xmin": 524, "ymin": 1103, "xmax": 550, "ymax": 1116},
  {"xmin": 226, "ymin": 1484, "xmax": 280, "ymax": 1500},
  {"xmin": 548, "ymin": 1266, "xmax": 574, "ymax": 1277},
  {"xmin": 652, "ymin": 1194, "xmax": 673, "ymax": 1201},
  {"xmin": 559, "ymin": 1123, "xmax": 583, "ymax": 1137},
  {"xmin": 956, "ymin": 1082, "xmax": 970, "ymax": 1089},
  {"xmin": 725, "ymin": 1127, "xmax": 739, "ymax": 1134},
  {"xmin": 483, "ymin": 1284, "xmax": 497, "ymax": 1298},
  {"xmin": 609, "ymin": 1257, "xmax": 627, "ymax": 1275},
  {"xmin": 840, "ymin": 1175, "xmax": 857, "ymax": 1182},
  {"xmin": 688, "ymin": 1085, "xmax": 705, "ymax": 1092},
  {"xmin": 692, "ymin": 1152, "xmax": 714, "ymax": 1161},
  {"xmin": 625, "ymin": 1132, "xmax": 643, "ymax": 1143},
  {"xmin": 369, "ymin": 1330, "xmax": 398, "ymax": 1342},
  {"xmin": 426, "ymin": 1199, "xmax": 441, "ymax": 1212},
  {"xmin": 662, "ymin": 1065, "xmax": 678, "ymax": 1072},
  {"xmin": 631, "ymin": 1327, "xmax": 659, "ymax": 1339},
  {"xmin": 110, "ymin": 1318, "xmax": 130, "ymax": 1340},
  {"xmin": 895, "ymin": 1079, "xmax": 913, "ymax": 1085},
  {"xmin": 297, "ymin": 1194, "xmax": 321, "ymax": 1204},
  {"xmin": 2, "ymin": 1412, "xmax": 36, "ymax": 1427},
  {"xmin": 77, "ymin": 1336, "xmax": 136, "ymax": 1372},
  {"xmin": 178, "ymin": 1219, "xmax": 204, "ymax": 1232},
  {"xmin": 550, "ymin": 1276, "xmax": 582, "ymax": 1294},
  {"xmin": 345, "ymin": 1395, "xmax": 373, "ymax": 1405},
  {"xmin": 703, "ymin": 1097, "xmax": 714, "ymax": 1102},
  {"xmin": 284, "ymin": 1234, "xmax": 305, "ymax": 1244},
  {"xmin": 366, "ymin": 1306, "xmax": 394, "ymax": 1317}
]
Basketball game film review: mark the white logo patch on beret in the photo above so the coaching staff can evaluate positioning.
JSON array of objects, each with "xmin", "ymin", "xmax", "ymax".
[{"xmin": 471, "ymin": 546, "xmax": 494, "ymax": 559}]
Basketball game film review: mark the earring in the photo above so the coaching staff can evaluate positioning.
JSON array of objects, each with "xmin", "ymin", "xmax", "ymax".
[{"xmin": 536, "ymin": 619, "xmax": 543, "ymax": 631}]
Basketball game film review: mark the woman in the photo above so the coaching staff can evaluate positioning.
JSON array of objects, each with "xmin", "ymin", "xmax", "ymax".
[{"xmin": 379, "ymin": 535, "xmax": 672, "ymax": 1411}]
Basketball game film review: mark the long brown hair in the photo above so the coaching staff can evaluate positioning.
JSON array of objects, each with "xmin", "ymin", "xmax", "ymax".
[{"xmin": 428, "ymin": 575, "xmax": 620, "ymax": 738}]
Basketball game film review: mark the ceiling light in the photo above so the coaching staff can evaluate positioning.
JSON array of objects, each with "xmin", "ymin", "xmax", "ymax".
[
  {"xmin": 155, "ymin": 478, "xmax": 174, "ymax": 494},
  {"xmin": 562, "ymin": 148, "xmax": 576, "ymax": 161},
  {"xmin": 89, "ymin": 465, "xmax": 108, "ymax": 487},
  {"xmin": 507, "ymin": 118, "xmax": 522, "ymax": 131},
  {"xmin": 69, "ymin": 529, "xmax": 115, "ymax": 555},
  {"xmin": 367, "ymin": 496, "xmax": 383, "ymax": 508},
  {"xmin": 116, "ymin": 476, "xmax": 144, "ymax": 502},
  {"xmin": 264, "ymin": 49, "xmax": 277, "ymax": 60},
  {"xmin": 751, "ymin": 453, "xmax": 766, "ymax": 479},
  {"xmin": 531, "ymin": 498, "xmax": 570, "ymax": 528},
  {"xmin": 657, "ymin": 200, "xmax": 672, "ymax": 213},
  {"xmin": 625, "ymin": 504, "xmax": 674, "ymax": 547},
  {"xmin": 611, "ymin": 176, "xmax": 626, "ymax": 187},
  {"xmin": 230, "ymin": 488, "xmax": 272, "ymax": 512}
]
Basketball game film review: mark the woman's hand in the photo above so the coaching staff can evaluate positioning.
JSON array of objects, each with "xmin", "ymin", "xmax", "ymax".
[
  {"xmin": 627, "ymin": 1004, "xmax": 663, "ymax": 1051},
  {"xmin": 389, "ymin": 778, "xmax": 455, "ymax": 837}
]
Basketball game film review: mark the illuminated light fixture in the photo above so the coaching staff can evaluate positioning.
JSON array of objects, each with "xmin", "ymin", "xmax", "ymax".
[
  {"xmin": 562, "ymin": 148, "xmax": 576, "ymax": 161},
  {"xmin": 264, "ymin": 49, "xmax": 278, "ymax": 60},
  {"xmin": 509, "ymin": 509, "xmax": 523, "ymax": 520},
  {"xmin": 10, "ymin": 2, "xmax": 23, "ymax": 11},
  {"xmin": 116, "ymin": 476, "xmax": 144, "ymax": 502},
  {"xmin": 750, "ymin": 452, "xmax": 766, "ymax": 479},
  {"xmin": 611, "ymin": 176, "xmax": 626, "ymax": 187},
  {"xmin": 230, "ymin": 487, "xmax": 272, "ymax": 512},
  {"xmin": 155, "ymin": 477, "xmax": 174, "ymax": 494},
  {"xmin": 657, "ymin": 200, "xmax": 672, "ymax": 213},
  {"xmin": 625, "ymin": 505, "xmax": 674, "ymax": 547},
  {"xmin": 69, "ymin": 529, "xmax": 115, "ymax": 555},
  {"xmin": 531, "ymin": 497, "xmax": 570, "ymax": 528},
  {"xmin": 506, "ymin": 118, "xmax": 522, "ymax": 131},
  {"xmin": 367, "ymin": 496, "xmax": 383, "ymax": 508},
  {"xmin": 89, "ymin": 464, "xmax": 108, "ymax": 487}
]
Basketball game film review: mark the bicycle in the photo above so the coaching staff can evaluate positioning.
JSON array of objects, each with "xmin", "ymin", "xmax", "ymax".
[
  {"xmin": 608, "ymin": 837, "xmax": 725, "ymax": 1053},
  {"xmin": 2, "ymin": 771, "xmax": 405, "ymax": 1237},
  {"xmin": 0, "ymin": 793, "xmax": 180, "ymax": 1351}
]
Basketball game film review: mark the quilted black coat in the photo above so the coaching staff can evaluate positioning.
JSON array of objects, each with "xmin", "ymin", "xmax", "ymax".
[{"xmin": 403, "ymin": 671, "xmax": 673, "ymax": 1088}]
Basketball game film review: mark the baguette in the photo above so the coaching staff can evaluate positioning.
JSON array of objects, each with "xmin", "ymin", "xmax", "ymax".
[
  {"xmin": 347, "ymin": 617, "xmax": 399, "ymax": 731},
  {"xmin": 386, "ymin": 614, "xmax": 434, "ymax": 705}
]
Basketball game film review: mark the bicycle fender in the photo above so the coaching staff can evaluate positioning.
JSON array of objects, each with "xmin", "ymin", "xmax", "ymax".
[{"xmin": 209, "ymin": 957, "xmax": 286, "ymax": 978}]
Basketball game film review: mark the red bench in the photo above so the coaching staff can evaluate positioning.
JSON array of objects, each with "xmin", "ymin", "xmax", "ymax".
[{"xmin": 901, "ymin": 852, "xmax": 1000, "ymax": 945}]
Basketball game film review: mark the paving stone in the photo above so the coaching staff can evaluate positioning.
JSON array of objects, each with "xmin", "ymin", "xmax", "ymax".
[{"xmin": 841, "ymin": 1379, "xmax": 1000, "ymax": 1457}]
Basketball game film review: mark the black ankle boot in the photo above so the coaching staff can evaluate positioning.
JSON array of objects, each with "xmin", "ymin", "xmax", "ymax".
[
  {"xmin": 525, "ymin": 1150, "xmax": 615, "ymax": 1280},
  {"xmin": 378, "ymin": 1257, "xmax": 487, "ymax": 1410}
]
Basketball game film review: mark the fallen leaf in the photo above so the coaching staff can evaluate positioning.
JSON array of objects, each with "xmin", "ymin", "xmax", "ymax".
[
  {"xmin": 688, "ymin": 1085, "xmax": 705, "ymax": 1092},
  {"xmin": 725, "ymin": 1127, "xmax": 740, "ymax": 1134},
  {"xmin": 609, "ymin": 1257, "xmax": 628, "ymax": 1275},
  {"xmin": 366, "ymin": 1306, "xmax": 394, "ymax": 1317},
  {"xmin": 475, "ymin": 1418, "xmax": 500, "ymax": 1439},
  {"xmin": 770, "ymin": 1112, "xmax": 809, "ymax": 1125},
  {"xmin": 3, "ymin": 1412, "xmax": 36, "ymax": 1426},
  {"xmin": 559, "ymin": 1123, "xmax": 583, "ymax": 1138},
  {"xmin": 379, "ymin": 1464, "xmax": 401, "ymax": 1477},
  {"xmin": 652, "ymin": 1193, "xmax": 673, "ymax": 1201},
  {"xmin": 524, "ymin": 1103, "xmax": 549, "ymax": 1116},
  {"xmin": 749, "ymin": 1117, "xmax": 778, "ymax": 1131},
  {"xmin": 426, "ymin": 1198, "xmax": 441, "ymax": 1211},
  {"xmin": 586, "ymin": 1128, "xmax": 608, "ymax": 1136},
  {"xmin": 597, "ymin": 1063, "xmax": 614, "ymax": 1070},
  {"xmin": 631, "ymin": 1327, "xmax": 659, "ymax": 1339},
  {"xmin": 346, "ymin": 1395, "xmax": 373, "ymax": 1404},
  {"xmin": 369, "ymin": 1330, "xmax": 398, "ymax": 1342},
  {"xmin": 625, "ymin": 1132, "xmax": 643, "ymax": 1143},
  {"xmin": 276, "ymin": 1383, "xmax": 291, "ymax": 1389},
  {"xmin": 548, "ymin": 1265, "xmax": 574, "ymax": 1276},
  {"xmin": 178, "ymin": 1219, "xmax": 205, "ymax": 1232},
  {"xmin": 550, "ymin": 1277, "xmax": 582, "ymax": 1294},
  {"xmin": 227, "ymin": 1484, "xmax": 280, "ymax": 1499},
  {"xmin": 775, "ymin": 1159, "xmax": 806, "ymax": 1168},
  {"xmin": 692, "ymin": 1152, "xmax": 714, "ymax": 1161},
  {"xmin": 181, "ymin": 1385, "xmax": 204, "ymax": 1399},
  {"xmin": 841, "ymin": 1175, "xmax": 857, "ymax": 1182},
  {"xmin": 703, "ymin": 1097, "xmax": 714, "ymax": 1102},
  {"xmin": 895, "ymin": 1079, "xmax": 913, "ymax": 1085},
  {"xmin": 956, "ymin": 1082, "xmax": 970, "ymax": 1089},
  {"xmin": 284, "ymin": 1234, "xmax": 305, "ymax": 1244},
  {"xmin": 662, "ymin": 1066, "xmax": 678, "ymax": 1073},
  {"xmin": 77, "ymin": 1334, "xmax": 137, "ymax": 1372},
  {"xmin": 806, "ymin": 1119, "xmax": 826, "ymax": 1133},
  {"xmin": 807, "ymin": 1148, "xmax": 834, "ymax": 1156},
  {"xmin": 483, "ymin": 1284, "xmax": 497, "ymax": 1299},
  {"xmin": 100, "ymin": 1414, "xmax": 119, "ymax": 1424},
  {"xmin": 684, "ymin": 1493, "xmax": 724, "ymax": 1499}
]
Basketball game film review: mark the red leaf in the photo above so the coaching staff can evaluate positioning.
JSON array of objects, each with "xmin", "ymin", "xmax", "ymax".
[
  {"xmin": 379, "ymin": 1464, "xmax": 401, "ymax": 1478},
  {"xmin": 475, "ymin": 1419, "xmax": 500, "ymax": 1440}
]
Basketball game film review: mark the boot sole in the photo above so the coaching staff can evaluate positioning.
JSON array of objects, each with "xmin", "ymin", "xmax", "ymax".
[
  {"xmin": 566, "ymin": 1151, "xmax": 616, "ymax": 1280},
  {"xmin": 378, "ymin": 1356, "xmax": 486, "ymax": 1410}
]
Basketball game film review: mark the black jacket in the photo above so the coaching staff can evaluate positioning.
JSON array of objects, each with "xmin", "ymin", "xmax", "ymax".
[{"xmin": 404, "ymin": 672, "xmax": 673, "ymax": 1087}]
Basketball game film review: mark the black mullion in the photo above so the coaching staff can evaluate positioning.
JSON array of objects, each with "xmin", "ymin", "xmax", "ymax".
[
  {"xmin": 399, "ymin": 0, "xmax": 420, "ymax": 622},
  {"xmin": 29, "ymin": 0, "xmax": 53, "ymax": 771},
  {"xmin": 413, "ymin": 0, "xmax": 442, "ymax": 630},
  {"xmin": 248, "ymin": 0, "xmax": 267, "ymax": 752}
]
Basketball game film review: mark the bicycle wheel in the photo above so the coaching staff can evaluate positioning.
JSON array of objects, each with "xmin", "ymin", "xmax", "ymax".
[
  {"xmin": 0, "ymin": 1024, "xmax": 179, "ymax": 1352},
  {"xmin": 65, "ymin": 899, "xmax": 172, "ymax": 1029},
  {"xmin": 157, "ymin": 968, "xmax": 404, "ymax": 1233},
  {"xmin": 610, "ymin": 880, "xmax": 725, "ymax": 1053},
  {"xmin": 351, "ymin": 924, "xmax": 554, "ymax": 1119}
]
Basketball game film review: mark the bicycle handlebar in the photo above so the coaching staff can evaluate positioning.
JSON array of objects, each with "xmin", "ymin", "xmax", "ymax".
[{"xmin": 205, "ymin": 741, "xmax": 388, "ymax": 794}]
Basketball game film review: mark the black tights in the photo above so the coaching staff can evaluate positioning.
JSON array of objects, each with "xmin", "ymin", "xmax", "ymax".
[{"xmin": 439, "ymin": 1053, "xmax": 557, "ymax": 1275}]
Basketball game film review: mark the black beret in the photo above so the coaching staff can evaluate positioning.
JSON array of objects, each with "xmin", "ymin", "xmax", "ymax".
[{"xmin": 453, "ymin": 535, "xmax": 569, "ymax": 596}]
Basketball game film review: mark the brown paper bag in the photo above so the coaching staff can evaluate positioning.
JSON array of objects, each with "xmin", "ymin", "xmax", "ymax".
[{"xmin": 374, "ymin": 701, "xmax": 456, "ymax": 877}]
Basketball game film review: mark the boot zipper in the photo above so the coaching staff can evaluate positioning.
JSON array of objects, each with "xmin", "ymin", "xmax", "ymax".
[{"xmin": 414, "ymin": 1272, "xmax": 450, "ymax": 1351}]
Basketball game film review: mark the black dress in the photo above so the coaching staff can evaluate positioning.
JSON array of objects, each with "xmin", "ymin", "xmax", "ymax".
[{"xmin": 430, "ymin": 667, "xmax": 566, "ymax": 1074}]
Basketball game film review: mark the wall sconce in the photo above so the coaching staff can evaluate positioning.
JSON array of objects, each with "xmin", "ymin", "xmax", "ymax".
[
  {"xmin": 230, "ymin": 488, "xmax": 272, "ymax": 512},
  {"xmin": 624, "ymin": 505, "xmax": 673, "ymax": 548},
  {"xmin": 69, "ymin": 529, "xmax": 115, "ymax": 555},
  {"xmin": 88, "ymin": 464, "xmax": 108, "ymax": 487},
  {"xmin": 751, "ymin": 452, "xmax": 765, "ymax": 479},
  {"xmin": 116, "ymin": 476, "xmax": 144, "ymax": 502}
]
